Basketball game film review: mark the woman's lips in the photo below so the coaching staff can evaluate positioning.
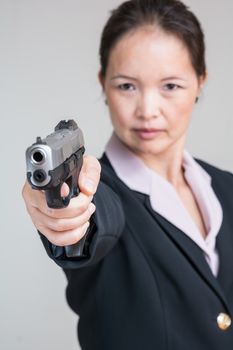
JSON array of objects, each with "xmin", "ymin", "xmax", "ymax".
[{"xmin": 132, "ymin": 128, "xmax": 165, "ymax": 140}]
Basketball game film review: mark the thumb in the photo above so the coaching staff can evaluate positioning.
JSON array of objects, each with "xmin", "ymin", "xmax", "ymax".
[{"xmin": 78, "ymin": 155, "xmax": 101, "ymax": 196}]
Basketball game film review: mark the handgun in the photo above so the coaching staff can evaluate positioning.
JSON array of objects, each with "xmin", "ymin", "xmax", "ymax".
[{"xmin": 26, "ymin": 119, "xmax": 90, "ymax": 257}]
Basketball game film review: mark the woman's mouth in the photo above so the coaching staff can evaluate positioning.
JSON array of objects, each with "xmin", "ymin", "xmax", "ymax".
[{"xmin": 132, "ymin": 128, "xmax": 165, "ymax": 140}]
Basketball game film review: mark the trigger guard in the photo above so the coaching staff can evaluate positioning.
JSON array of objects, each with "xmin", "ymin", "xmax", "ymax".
[{"xmin": 62, "ymin": 196, "xmax": 71, "ymax": 207}]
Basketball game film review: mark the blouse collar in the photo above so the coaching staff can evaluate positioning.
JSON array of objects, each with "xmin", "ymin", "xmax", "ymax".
[{"xmin": 105, "ymin": 132, "xmax": 223, "ymax": 262}]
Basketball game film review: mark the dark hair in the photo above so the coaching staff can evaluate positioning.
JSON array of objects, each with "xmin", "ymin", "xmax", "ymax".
[{"xmin": 99, "ymin": 0, "xmax": 206, "ymax": 78}]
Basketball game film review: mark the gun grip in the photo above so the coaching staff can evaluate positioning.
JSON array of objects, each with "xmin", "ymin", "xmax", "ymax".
[
  {"xmin": 64, "ymin": 230, "xmax": 89, "ymax": 257},
  {"xmin": 44, "ymin": 148, "xmax": 89, "ymax": 257},
  {"xmin": 45, "ymin": 149, "xmax": 83, "ymax": 208}
]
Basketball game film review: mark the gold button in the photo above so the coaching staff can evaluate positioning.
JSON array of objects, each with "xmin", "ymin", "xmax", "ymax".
[{"xmin": 217, "ymin": 313, "xmax": 231, "ymax": 330}]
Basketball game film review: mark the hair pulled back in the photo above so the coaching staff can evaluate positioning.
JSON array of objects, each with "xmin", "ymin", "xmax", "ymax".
[{"xmin": 99, "ymin": 0, "xmax": 206, "ymax": 78}]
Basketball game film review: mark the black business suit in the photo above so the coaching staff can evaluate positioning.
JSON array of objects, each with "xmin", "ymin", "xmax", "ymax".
[{"xmin": 41, "ymin": 154, "xmax": 233, "ymax": 349}]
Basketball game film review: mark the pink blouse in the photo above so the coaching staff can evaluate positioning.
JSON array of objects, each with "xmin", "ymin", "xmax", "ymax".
[{"xmin": 105, "ymin": 132, "xmax": 223, "ymax": 277}]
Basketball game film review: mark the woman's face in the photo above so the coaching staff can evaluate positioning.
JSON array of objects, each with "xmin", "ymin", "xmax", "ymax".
[{"xmin": 100, "ymin": 26, "xmax": 206, "ymax": 160}]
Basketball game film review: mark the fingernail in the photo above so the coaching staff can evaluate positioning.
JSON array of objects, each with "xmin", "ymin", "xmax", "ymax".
[{"xmin": 84, "ymin": 179, "xmax": 95, "ymax": 193}]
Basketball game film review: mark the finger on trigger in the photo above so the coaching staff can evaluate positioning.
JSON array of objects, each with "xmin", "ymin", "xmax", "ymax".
[{"xmin": 60, "ymin": 182, "xmax": 70, "ymax": 197}]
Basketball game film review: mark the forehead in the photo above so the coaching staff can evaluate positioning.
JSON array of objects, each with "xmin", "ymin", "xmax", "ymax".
[{"xmin": 107, "ymin": 26, "xmax": 194, "ymax": 77}]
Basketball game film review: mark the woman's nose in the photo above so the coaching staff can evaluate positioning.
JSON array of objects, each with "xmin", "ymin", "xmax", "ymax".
[{"xmin": 136, "ymin": 91, "xmax": 161, "ymax": 120}]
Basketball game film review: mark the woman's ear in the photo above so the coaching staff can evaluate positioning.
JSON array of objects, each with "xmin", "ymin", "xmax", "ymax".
[
  {"xmin": 199, "ymin": 70, "xmax": 208, "ymax": 90},
  {"xmin": 196, "ymin": 71, "xmax": 208, "ymax": 102},
  {"xmin": 98, "ymin": 71, "xmax": 108, "ymax": 105},
  {"xmin": 98, "ymin": 70, "xmax": 105, "ymax": 91}
]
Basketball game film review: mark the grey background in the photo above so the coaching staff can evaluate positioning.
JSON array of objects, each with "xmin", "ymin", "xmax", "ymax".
[{"xmin": 1, "ymin": 0, "xmax": 232, "ymax": 349}]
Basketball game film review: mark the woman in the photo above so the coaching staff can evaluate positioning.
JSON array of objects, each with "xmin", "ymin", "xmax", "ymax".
[{"xmin": 22, "ymin": 0, "xmax": 233, "ymax": 349}]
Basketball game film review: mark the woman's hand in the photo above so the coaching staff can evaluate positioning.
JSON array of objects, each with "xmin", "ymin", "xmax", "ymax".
[{"xmin": 22, "ymin": 155, "xmax": 101, "ymax": 246}]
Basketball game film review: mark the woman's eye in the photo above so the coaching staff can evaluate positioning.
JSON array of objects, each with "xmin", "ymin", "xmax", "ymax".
[
  {"xmin": 164, "ymin": 83, "xmax": 180, "ymax": 91},
  {"xmin": 118, "ymin": 83, "xmax": 135, "ymax": 91}
]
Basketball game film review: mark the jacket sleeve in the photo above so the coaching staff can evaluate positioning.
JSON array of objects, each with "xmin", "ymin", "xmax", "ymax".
[{"xmin": 39, "ymin": 180, "xmax": 125, "ymax": 269}]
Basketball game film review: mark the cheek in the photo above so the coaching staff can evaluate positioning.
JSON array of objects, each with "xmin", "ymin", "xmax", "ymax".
[
  {"xmin": 167, "ymin": 100, "xmax": 194, "ymax": 134},
  {"xmin": 108, "ymin": 95, "xmax": 135, "ymax": 126}
]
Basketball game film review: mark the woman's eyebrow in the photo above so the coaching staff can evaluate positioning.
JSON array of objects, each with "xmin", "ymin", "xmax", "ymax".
[
  {"xmin": 110, "ymin": 75, "xmax": 188, "ymax": 82},
  {"xmin": 110, "ymin": 74, "xmax": 138, "ymax": 81},
  {"xmin": 161, "ymin": 76, "xmax": 188, "ymax": 82}
]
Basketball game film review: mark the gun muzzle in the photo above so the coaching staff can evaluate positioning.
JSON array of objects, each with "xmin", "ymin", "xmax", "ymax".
[{"xmin": 30, "ymin": 149, "xmax": 46, "ymax": 164}]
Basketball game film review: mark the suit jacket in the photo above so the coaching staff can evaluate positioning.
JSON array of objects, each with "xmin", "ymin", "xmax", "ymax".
[{"xmin": 41, "ymin": 154, "xmax": 233, "ymax": 350}]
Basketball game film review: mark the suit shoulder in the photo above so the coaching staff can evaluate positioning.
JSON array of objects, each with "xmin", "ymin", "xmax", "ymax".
[
  {"xmin": 195, "ymin": 158, "xmax": 233, "ymax": 182},
  {"xmin": 98, "ymin": 153, "xmax": 124, "ymax": 187},
  {"xmin": 99, "ymin": 153, "xmax": 114, "ymax": 173}
]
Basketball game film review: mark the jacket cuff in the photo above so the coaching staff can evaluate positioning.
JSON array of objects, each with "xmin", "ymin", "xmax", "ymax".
[{"xmin": 39, "ymin": 181, "xmax": 125, "ymax": 269}]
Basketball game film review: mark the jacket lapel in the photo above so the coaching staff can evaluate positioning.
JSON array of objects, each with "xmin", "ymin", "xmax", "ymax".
[
  {"xmin": 101, "ymin": 155, "xmax": 232, "ymax": 310},
  {"xmin": 144, "ymin": 197, "xmax": 230, "ymax": 310},
  {"xmin": 216, "ymin": 216, "xmax": 233, "ymax": 296},
  {"xmin": 196, "ymin": 160, "xmax": 233, "ymax": 297}
]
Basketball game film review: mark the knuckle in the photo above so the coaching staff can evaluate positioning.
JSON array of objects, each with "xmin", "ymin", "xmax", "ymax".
[
  {"xmin": 55, "ymin": 235, "xmax": 68, "ymax": 247},
  {"xmin": 47, "ymin": 207, "xmax": 60, "ymax": 218},
  {"xmin": 51, "ymin": 219, "xmax": 74, "ymax": 232},
  {"xmin": 71, "ymin": 225, "xmax": 89, "ymax": 244},
  {"xmin": 36, "ymin": 224, "xmax": 59, "ymax": 245},
  {"xmin": 37, "ymin": 224, "xmax": 47, "ymax": 235},
  {"xmin": 88, "ymin": 202, "xmax": 96, "ymax": 215},
  {"xmin": 66, "ymin": 234, "xmax": 80, "ymax": 246},
  {"xmin": 77, "ymin": 212, "xmax": 90, "ymax": 227},
  {"xmin": 47, "ymin": 207, "xmax": 55, "ymax": 216},
  {"xmin": 49, "ymin": 218, "xmax": 63, "ymax": 232},
  {"xmin": 54, "ymin": 231, "xmax": 76, "ymax": 247},
  {"xmin": 39, "ymin": 222, "xmax": 90, "ymax": 247},
  {"xmin": 75, "ymin": 201, "xmax": 88, "ymax": 215},
  {"xmin": 49, "ymin": 230, "xmax": 70, "ymax": 246},
  {"xmin": 78, "ymin": 203, "xmax": 88, "ymax": 214}
]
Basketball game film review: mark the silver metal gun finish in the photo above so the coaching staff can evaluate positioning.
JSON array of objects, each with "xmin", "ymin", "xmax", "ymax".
[{"xmin": 26, "ymin": 125, "xmax": 84, "ymax": 187}]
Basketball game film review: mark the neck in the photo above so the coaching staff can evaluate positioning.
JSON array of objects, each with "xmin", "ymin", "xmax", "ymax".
[{"xmin": 136, "ymin": 140, "xmax": 187, "ymax": 189}]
